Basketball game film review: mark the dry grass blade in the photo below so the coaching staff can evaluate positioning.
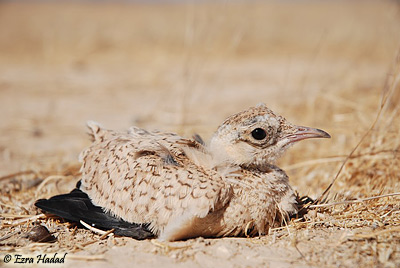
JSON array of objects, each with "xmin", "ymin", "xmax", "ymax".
[
  {"xmin": 0, "ymin": 201, "xmax": 21, "ymax": 210},
  {"xmin": 353, "ymin": 226, "xmax": 400, "ymax": 239},
  {"xmin": 4, "ymin": 214, "xmax": 46, "ymax": 227},
  {"xmin": 315, "ymin": 123, "xmax": 382, "ymax": 204},
  {"xmin": 35, "ymin": 175, "xmax": 70, "ymax": 198},
  {"xmin": 0, "ymin": 2, "xmax": 399, "ymax": 267},
  {"xmin": 309, "ymin": 192, "xmax": 400, "ymax": 208},
  {"xmin": 284, "ymin": 149, "xmax": 398, "ymax": 170},
  {"xmin": 0, "ymin": 170, "xmax": 37, "ymax": 181},
  {"xmin": 99, "ymin": 228, "xmax": 115, "ymax": 240},
  {"xmin": 151, "ymin": 240, "xmax": 192, "ymax": 253},
  {"xmin": 315, "ymin": 46, "xmax": 400, "ymax": 204},
  {"xmin": 1, "ymin": 213, "xmax": 45, "ymax": 218},
  {"xmin": 283, "ymin": 156, "xmax": 345, "ymax": 170},
  {"xmin": 78, "ymin": 240, "xmax": 99, "ymax": 248},
  {"xmin": 0, "ymin": 230, "xmax": 19, "ymax": 242}
]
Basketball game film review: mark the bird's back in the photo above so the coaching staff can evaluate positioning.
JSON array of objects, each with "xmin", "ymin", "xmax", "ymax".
[{"xmin": 79, "ymin": 122, "xmax": 233, "ymax": 240}]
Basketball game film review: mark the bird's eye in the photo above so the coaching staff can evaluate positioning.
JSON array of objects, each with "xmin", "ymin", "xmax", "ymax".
[{"xmin": 251, "ymin": 128, "xmax": 267, "ymax": 140}]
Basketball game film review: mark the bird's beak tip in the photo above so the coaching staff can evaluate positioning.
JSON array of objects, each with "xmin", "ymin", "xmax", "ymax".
[
  {"xmin": 311, "ymin": 128, "xmax": 331, "ymax": 139},
  {"xmin": 321, "ymin": 130, "xmax": 331, "ymax": 139}
]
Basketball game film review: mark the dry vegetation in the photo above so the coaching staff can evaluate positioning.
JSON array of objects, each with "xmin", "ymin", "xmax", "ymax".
[{"xmin": 0, "ymin": 1, "xmax": 399, "ymax": 267}]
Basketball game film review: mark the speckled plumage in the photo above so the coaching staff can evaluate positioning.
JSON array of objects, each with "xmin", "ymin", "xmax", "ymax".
[{"xmin": 37, "ymin": 104, "xmax": 330, "ymax": 241}]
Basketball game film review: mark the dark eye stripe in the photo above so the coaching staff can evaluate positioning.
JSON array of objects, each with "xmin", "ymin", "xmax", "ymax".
[{"xmin": 251, "ymin": 128, "xmax": 267, "ymax": 140}]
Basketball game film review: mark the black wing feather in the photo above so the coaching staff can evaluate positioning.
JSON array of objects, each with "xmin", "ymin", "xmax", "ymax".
[{"xmin": 35, "ymin": 182, "xmax": 153, "ymax": 240}]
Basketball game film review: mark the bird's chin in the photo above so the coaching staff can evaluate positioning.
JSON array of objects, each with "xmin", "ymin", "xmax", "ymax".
[{"xmin": 253, "ymin": 147, "xmax": 290, "ymax": 167}]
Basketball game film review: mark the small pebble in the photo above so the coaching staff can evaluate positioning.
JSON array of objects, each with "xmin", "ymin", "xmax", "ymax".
[{"xmin": 25, "ymin": 225, "xmax": 56, "ymax": 242}]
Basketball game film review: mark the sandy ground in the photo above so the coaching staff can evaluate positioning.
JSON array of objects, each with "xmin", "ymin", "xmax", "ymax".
[{"xmin": 0, "ymin": 1, "xmax": 400, "ymax": 267}]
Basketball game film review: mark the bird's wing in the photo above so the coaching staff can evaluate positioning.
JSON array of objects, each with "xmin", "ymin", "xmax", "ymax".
[
  {"xmin": 35, "ymin": 182, "xmax": 154, "ymax": 239},
  {"xmin": 79, "ymin": 123, "xmax": 233, "ymax": 240}
]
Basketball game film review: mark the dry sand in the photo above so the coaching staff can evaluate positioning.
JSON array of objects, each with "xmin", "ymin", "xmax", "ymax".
[{"xmin": 0, "ymin": 1, "xmax": 400, "ymax": 267}]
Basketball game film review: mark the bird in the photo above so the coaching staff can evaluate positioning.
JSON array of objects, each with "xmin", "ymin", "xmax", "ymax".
[{"xmin": 35, "ymin": 103, "xmax": 330, "ymax": 241}]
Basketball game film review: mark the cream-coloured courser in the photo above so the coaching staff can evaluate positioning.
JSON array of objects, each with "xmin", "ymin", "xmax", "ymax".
[{"xmin": 36, "ymin": 104, "xmax": 330, "ymax": 241}]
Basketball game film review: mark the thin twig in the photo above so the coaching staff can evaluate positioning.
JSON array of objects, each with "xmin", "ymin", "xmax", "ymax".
[
  {"xmin": 71, "ymin": 225, "xmax": 78, "ymax": 236},
  {"xmin": 353, "ymin": 226, "xmax": 400, "ymax": 239},
  {"xmin": 315, "ymin": 125, "xmax": 380, "ymax": 204},
  {"xmin": 0, "ymin": 170, "xmax": 37, "ymax": 181},
  {"xmin": 1, "ymin": 213, "xmax": 42, "ymax": 218},
  {"xmin": 80, "ymin": 239, "xmax": 98, "ymax": 247},
  {"xmin": 35, "ymin": 175, "xmax": 70, "ymax": 198},
  {"xmin": 151, "ymin": 240, "xmax": 191, "ymax": 252},
  {"xmin": 315, "ymin": 47, "xmax": 400, "ymax": 204},
  {"xmin": 0, "ymin": 231, "xmax": 19, "ymax": 242},
  {"xmin": 5, "ymin": 214, "xmax": 45, "ymax": 227},
  {"xmin": 310, "ymin": 192, "xmax": 400, "ymax": 208},
  {"xmin": 283, "ymin": 156, "xmax": 345, "ymax": 170},
  {"xmin": 0, "ymin": 201, "xmax": 20, "ymax": 210},
  {"xmin": 283, "ymin": 149, "xmax": 399, "ymax": 170},
  {"xmin": 99, "ymin": 228, "xmax": 115, "ymax": 240}
]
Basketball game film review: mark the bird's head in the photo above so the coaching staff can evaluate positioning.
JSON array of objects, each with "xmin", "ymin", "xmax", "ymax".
[{"xmin": 209, "ymin": 103, "xmax": 330, "ymax": 167}]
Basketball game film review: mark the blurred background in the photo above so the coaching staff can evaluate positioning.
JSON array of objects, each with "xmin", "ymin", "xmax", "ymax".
[{"xmin": 0, "ymin": 0, "xmax": 399, "ymax": 198}]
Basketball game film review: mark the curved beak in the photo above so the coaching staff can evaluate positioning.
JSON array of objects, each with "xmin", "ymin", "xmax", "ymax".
[{"xmin": 285, "ymin": 126, "xmax": 331, "ymax": 144}]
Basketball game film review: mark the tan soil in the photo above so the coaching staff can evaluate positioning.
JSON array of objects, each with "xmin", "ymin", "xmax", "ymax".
[{"xmin": 0, "ymin": 1, "xmax": 399, "ymax": 267}]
